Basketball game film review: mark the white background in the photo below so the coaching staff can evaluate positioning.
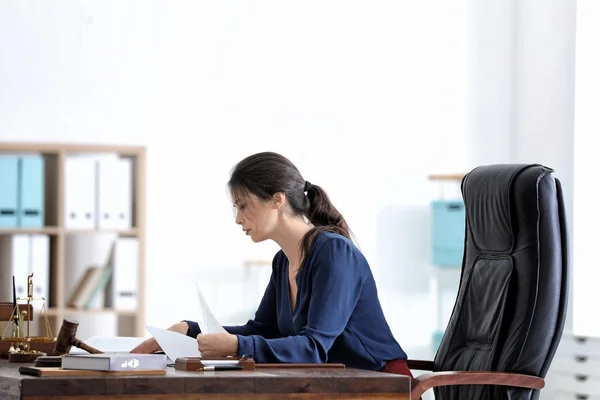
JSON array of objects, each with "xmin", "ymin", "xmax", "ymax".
[{"xmin": 0, "ymin": 0, "xmax": 585, "ymax": 359}]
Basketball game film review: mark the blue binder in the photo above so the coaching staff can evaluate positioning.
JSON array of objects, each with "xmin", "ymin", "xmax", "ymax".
[
  {"xmin": 0, "ymin": 155, "xmax": 19, "ymax": 227},
  {"xmin": 18, "ymin": 155, "xmax": 45, "ymax": 228},
  {"xmin": 431, "ymin": 199, "xmax": 465, "ymax": 267}
]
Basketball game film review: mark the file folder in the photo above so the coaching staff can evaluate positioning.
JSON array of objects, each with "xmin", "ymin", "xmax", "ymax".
[
  {"xmin": 0, "ymin": 235, "xmax": 31, "ymax": 302},
  {"xmin": 30, "ymin": 234, "xmax": 50, "ymax": 302},
  {"xmin": 0, "ymin": 155, "xmax": 19, "ymax": 228},
  {"xmin": 64, "ymin": 157, "xmax": 96, "ymax": 229},
  {"xmin": 18, "ymin": 155, "xmax": 45, "ymax": 228},
  {"xmin": 0, "ymin": 234, "xmax": 49, "ymax": 335},
  {"xmin": 97, "ymin": 158, "xmax": 132, "ymax": 230},
  {"xmin": 108, "ymin": 238, "xmax": 138, "ymax": 310}
]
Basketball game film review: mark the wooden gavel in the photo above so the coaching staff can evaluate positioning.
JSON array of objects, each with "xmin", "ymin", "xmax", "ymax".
[{"xmin": 53, "ymin": 318, "xmax": 103, "ymax": 356}]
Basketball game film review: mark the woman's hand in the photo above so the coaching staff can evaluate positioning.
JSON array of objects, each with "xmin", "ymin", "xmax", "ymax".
[
  {"xmin": 197, "ymin": 333, "xmax": 239, "ymax": 358},
  {"xmin": 130, "ymin": 336, "xmax": 161, "ymax": 354},
  {"xmin": 130, "ymin": 321, "xmax": 189, "ymax": 354}
]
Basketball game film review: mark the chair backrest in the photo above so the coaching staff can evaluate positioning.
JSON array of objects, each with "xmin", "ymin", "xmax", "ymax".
[{"xmin": 433, "ymin": 164, "xmax": 570, "ymax": 400}]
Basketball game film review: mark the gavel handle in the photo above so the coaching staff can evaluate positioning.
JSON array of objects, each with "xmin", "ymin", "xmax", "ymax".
[{"xmin": 71, "ymin": 338, "xmax": 103, "ymax": 354}]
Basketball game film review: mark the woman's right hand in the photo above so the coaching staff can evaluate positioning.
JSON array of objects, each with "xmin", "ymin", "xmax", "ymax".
[
  {"xmin": 129, "ymin": 321, "xmax": 189, "ymax": 354},
  {"xmin": 129, "ymin": 336, "xmax": 161, "ymax": 354}
]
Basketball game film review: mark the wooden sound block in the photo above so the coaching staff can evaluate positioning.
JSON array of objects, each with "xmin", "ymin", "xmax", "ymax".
[
  {"xmin": 19, "ymin": 366, "xmax": 167, "ymax": 377},
  {"xmin": 34, "ymin": 355, "xmax": 63, "ymax": 368},
  {"xmin": 8, "ymin": 352, "xmax": 46, "ymax": 363}
]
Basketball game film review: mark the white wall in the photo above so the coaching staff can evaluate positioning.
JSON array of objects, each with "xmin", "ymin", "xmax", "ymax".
[
  {"xmin": 0, "ymin": 1, "xmax": 468, "ymax": 354},
  {"xmin": 0, "ymin": 0, "xmax": 578, "ymax": 359}
]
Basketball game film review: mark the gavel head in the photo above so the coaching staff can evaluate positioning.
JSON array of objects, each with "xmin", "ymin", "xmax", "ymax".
[{"xmin": 53, "ymin": 318, "xmax": 80, "ymax": 356}]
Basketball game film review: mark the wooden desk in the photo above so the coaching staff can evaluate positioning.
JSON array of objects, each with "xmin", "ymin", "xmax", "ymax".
[{"xmin": 0, "ymin": 360, "xmax": 410, "ymax": 399}]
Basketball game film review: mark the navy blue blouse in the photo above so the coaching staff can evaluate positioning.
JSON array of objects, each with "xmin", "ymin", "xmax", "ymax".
[{"xmin": 185, "ymin": 231, "xmax": 407, "ymax": 370}]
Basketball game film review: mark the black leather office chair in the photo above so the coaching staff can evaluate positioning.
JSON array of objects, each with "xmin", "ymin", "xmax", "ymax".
[{"xmin": 409, "ymin": 164, "xmax": 569, "ymax": 400}]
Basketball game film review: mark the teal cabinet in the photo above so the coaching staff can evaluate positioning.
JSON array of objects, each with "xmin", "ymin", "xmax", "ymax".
[{"xmin": 431, "ymin": 200, "xmax": 465, "ymax": 267}]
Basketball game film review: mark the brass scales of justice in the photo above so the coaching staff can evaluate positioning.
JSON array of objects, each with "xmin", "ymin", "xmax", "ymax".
[{"xmin": 1, "ymin": 273, "xmax": 56, "ymax": 363}]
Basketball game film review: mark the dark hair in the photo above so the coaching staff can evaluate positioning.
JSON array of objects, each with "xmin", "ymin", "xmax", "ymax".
[{"xmin": 228, "ymin": 152, "xmax": 351, "ymax": 266}]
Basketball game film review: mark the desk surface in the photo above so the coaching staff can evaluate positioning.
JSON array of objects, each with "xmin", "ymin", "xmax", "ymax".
[{"xmin": 0, "ymin": 360, "xmax": 410, "ymax": 400}]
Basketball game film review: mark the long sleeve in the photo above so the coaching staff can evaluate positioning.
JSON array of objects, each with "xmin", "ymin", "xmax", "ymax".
[
  {"xmin": 235, "ymin": 238, "xmax": 365, "ymax": 363},
  {"xmin": 184, "ymin": 269, "xmax": 280, "ymax": 340}
]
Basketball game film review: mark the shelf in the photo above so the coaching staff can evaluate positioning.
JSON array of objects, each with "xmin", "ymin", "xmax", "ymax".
[
  {"xmin": 244, "ymin": 260, "xmax": 272, "ymax": 267},
  {"xmin": 41, "ymin": 308, "xmax": 61, "ymax": 316},
  {"xmin": 428, "ymin": 173, "xmax": 466, "ymax": 181},
  {"xmin": 0, "ymin": 227, "xmax": 60, "ymax": 235},
  {"xmin": 65, "ymin": 228, "xmax": 138, "ymax": 237},
  {"xmin": 0, "ymin": 142, "xmax": 145, "ymax": 156},
  {"xmin": 62, "ymin": 308, "xmax": 138, "ymax": 317},
  {"xmin": 39, "ymin": 308, "xmax": 137, "ymax": 317},
  {"xmin": 0, "ymin": 141, "xmax": 146, "ymax": 337},
  {"xmin": 0, "ymin": 228, "xmax": 138, "ymax": 237}
]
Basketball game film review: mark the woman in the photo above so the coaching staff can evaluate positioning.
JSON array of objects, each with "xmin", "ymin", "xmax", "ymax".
[{"xmin": 131, "ymin": 152, "xmax": 413, "ymax": 377}]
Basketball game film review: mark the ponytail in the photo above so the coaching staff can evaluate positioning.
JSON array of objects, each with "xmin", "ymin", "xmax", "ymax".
[
  {"xmin": 299, "ymin": 182, "xmax": 352, "ymax": 268},
  {"xmin": 226, "ymin": 152, "xmax": 353, "ymax": 269}
]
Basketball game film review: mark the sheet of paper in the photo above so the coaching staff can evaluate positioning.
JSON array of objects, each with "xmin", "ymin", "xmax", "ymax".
[
  {"xmin": 69, "ymin": 336, "xmax": 147, "ymax": 354},
  {"xmin": 146, "ymin": 325, "xmax": 201, "ymax": 362},
  {"xmin": 196, "ymin": 281, "xmax": 227, "ymax": 334},
  {"xmin": 146, "ymin": 326, "xmax": 239, "ymax": 366}
]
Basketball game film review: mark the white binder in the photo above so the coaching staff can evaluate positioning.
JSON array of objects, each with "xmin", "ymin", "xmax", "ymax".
[
  {"xmin": 0, "ymin": 235, "xmax": 31, "ymax": 302},
  {"xmin": 64, "ymin": 157, "xmax": 97, "ymax": 229},
  {"xmin": 30, "ymin": 235, "xmax": 50, "ymax": 303},
  {"xmin": 97, "ymin": 158, "xmax": 132, "ymax": 230},
  {"xmin": 0, "ymin": 234, "xmax": 50, "ymax": 336},
  {"xmin": 109, "ymin": 238, "xmax": 138, "ymax": 310},
  {"xmin": 29, "ymin": 234, "xmax": 50, "ymax": 336}
]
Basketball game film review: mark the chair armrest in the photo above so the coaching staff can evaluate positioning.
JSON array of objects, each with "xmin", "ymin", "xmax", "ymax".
[
  {"xmin": 406, "ymin": 359, "xmax": 434, "ymax": 370},
  {"xmin": 411, "ymin": 371, "xmax": 545, "ymax": 400}
]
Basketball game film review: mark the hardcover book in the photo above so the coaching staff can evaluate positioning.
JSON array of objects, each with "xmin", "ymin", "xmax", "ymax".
[{"xmin": 61, "ymin": 353, "xmax": 168, "ymax": 372}]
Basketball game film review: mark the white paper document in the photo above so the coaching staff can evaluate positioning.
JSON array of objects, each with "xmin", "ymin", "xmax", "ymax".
[
  {"xmin": 196, "ymin": 281, "xmax": 227, "ymax": 334},
  {"xmin": 143, "ymin": 283, "xmax": 227, "ymax": 362},
  {"xmin": 145, "ymin": 326, "xmax": 239, "ymax": 366},
  {"xmin": 146, "ymin": 325, "xmax": 201, "ymax": 362}
]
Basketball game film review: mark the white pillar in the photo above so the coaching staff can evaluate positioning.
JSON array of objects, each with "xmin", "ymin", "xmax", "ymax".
[
  {"xmin": 514, "ymin": 0, "xmax": 576, "ymax": 330},
  {"xmin": 466, "ymin": 0, "xmax": 576, "ymax": 330},
  {"xmin": 572, "ymin": 0, "xmax": 600, "ymax": 338},
  {"xmin": 514, "ymin": 0, "xmax": 575, "ymax": 219},
  {"xmin": 465, "ymin": 0, "xmax": 517, "ymax": 168}
]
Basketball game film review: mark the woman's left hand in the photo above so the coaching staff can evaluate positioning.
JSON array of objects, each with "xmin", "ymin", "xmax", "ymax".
[{"xmin": 196, "ymin": 333, "xmax": 239, "ymax": 358}]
